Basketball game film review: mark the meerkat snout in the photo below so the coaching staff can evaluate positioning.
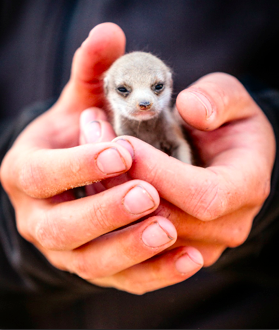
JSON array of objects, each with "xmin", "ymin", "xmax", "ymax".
[
  {"xmin": 138, "ymin": 101, "xmax": 152, "ymax": 111},
  {"xmin": 104, "ymin": 52, "xmax": 173, "ymax": 121}
]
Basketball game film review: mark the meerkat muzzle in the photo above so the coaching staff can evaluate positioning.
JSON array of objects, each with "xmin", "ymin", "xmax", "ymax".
[{"xmin": 138, "ymin": 101, "xmax": 152, "ymax": 111}]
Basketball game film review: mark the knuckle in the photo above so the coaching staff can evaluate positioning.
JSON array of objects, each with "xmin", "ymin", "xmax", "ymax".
[
  {"xmin": 201, "ymin": 73, "xmax": 246, "ymax": 112},
  {"xmin": 87, "ymin": 203, "xmax": 114, "ymax": 234},
  {"xmin": 36, "ymin": 223, "xmax": 55, "ymax": 249},
  {"xmin": 16, "ymin": 218, "xmax": 33, "ymax": 243},
  {"xmin": 227, "ymin": 220, "xmax": 252, "ymax": 248},
  {"xmin": 0, "ymin": 159, "xmax": 9, "ymax": 190},
  {"xmin": 71, "ymin": 253, "xmax": 93, "ymax": 280},
  {"xmin": 128, "ymin": 287, "xmax": 148, "ymax": 295},
  {"xmin": 257, "ymin": 178, "xmax": 271, "ymax": 205},
  {"xmin": 0, "ymin": 152, "xmax": 19, "ymax": 194},
  {"xmin": 191, "ymin": 177, "xmax": 224, "ymax": 221},
  {"xmin": 119, "ymin": 281, "xmax": 147, "ymax": 295},
  {"xmin": 135, "ymin": 157, "xmax": 162, "ymax": 188},
  {"xmin": 46, "ymin": 256, "xmax": 67, "ymax": 272},
  {"xmin": 203, "ymin": 255, "xmax": 219, "ymax": 267},
  {"xmin": 203, "ymin": 247, "xmax": 225, "ymax": 267},
  {"xmin": 18, "ymin": 160, "xmax": 45, "ymax": 198},
  {"xmin": 228, "ymin": 234, "xmax": 248, "ymax": 248},
  {"xmin": 68, "ymin": 154, "xmax": 83, "ymax": 177},
  {"xmin": 108, "ymin": 275, "xmax": 149, "ymax": 295},
  {"xmin": 35, "ymin": 209, "xmax": 66, "ymax": 250}
]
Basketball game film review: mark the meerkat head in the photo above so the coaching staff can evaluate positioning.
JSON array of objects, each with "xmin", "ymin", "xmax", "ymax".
[{"xmin": 104, "ymin": 52, "xmax": 173, "ymax": 121}]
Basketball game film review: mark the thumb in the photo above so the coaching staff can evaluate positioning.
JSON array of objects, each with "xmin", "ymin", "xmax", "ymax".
[
  {"xmin": 176, "ymin": 72, "xmax": 258, "ymax": 131},
  {"xmin": 56, "ymin": 22, "xmax": 126, "ymax": 113}
]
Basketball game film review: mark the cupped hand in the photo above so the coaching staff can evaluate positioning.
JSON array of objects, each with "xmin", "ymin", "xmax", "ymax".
[
  {"xmin": 0, "ymin": 23, "xmax": 203, "ymax": 295},
  {"xmin": 110, "ymin": 72, "xmax": 275, "ymax": 267}
]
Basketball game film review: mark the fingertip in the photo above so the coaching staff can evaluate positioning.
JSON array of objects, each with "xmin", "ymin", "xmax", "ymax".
[
  {"xmin": 175, "ymin": 247, "xmax": 204, "ymax": 274},
  {"xmin": 95, "ymin": 146, "xmax": 133, "ymax": 175},
  {"xmin": 80, "ymin": 109, "xmax": 116, "ymax": 144},
  {"xmin": 155, "ymin": 216, "xmax": 177, "ymax": 242},
  {"xmin": 176, "ymin": 89, "xmax": 215, "ymax": 131},
  {"xmin": 80, "ymin": 108, "xmax": 108, "ymax": 129},
  {"xmin": 115, "ymin": 144, "xmax": 134, "ymax": 170},
  {"xmin": 82, "ymin": 121, "xmax": 102, "ymax": 144},
  {"xmin": 184, "ymin": 246, "xmax": 204, "ymax": 266},
  {"xmin": 141, "ymin": 217, "xmax": 177, "ymax": 248},
  {"xmin": 81, "ymin": 22, "xmax": 126, "ymax": 76},
  {"xmin": 69, "ymin": 23, "xmax": 126, "ymax": 110},
  {"xmin": 88, "ymin": 22, "xmax": 126, "ymax": 47},
  {"xmin": 122, "ymin": 183, "xmax": 160, "ymax": 217},
  {"xmin": 137, "ymin": 182, "xmax": 161, "ymax": 210},
  {"xmin": 113, "ymin": 137, "xmax": 135, "ymax": 159}
]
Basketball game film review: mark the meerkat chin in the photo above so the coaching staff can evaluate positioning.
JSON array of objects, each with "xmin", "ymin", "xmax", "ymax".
[{"xmin": 104, "ymin": 51, "xmax": 193, "ymax": 164}]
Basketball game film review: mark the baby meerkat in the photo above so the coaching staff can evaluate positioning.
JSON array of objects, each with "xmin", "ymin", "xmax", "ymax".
[{"xmin": 104, "ymin": 51, "xmax": 192, "ymax": 164}]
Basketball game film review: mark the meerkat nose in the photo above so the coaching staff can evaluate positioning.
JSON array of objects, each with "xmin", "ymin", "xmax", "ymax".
[{"xmin": 138, "ymin": 101, "xmax": 152, "ymax": 110}]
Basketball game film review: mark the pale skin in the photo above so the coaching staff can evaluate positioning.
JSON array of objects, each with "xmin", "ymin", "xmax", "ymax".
[{"xmin": 0, "ymin": 23, "xmax": 275, "ymax": 295}]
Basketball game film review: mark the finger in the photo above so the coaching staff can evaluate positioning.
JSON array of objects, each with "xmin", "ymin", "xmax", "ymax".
[
  {"xmin": 170, "ymin": 239, "xmax": 226, "ymax": 268},
  {"xmin": 80, "ymin": 108, "xmax": 109, "ymax": 127},
  {"xmin": 50, "ymin": 216, "xmax": 178, "ymax": 281},
  {"xmin": 57, "ymin": 23, "xmax": 126, "ymax": 111},
  {"xmin": 92, "ymin": 246, "xmax": 203, "ymax": 295},
  {"xmin": 16, "ymin": 142, "xmax": 133, "ymax": 198},
  {"xmin": 79, "ymin": 108, "xmax": 130, "ymax": 190},
  {"xmin": 155, "ymin": 199, "xmax": 257, "ymax": 248},
  {"xmin": 80, "ymin": 108, "xmax": 116, "ymax": 144},
  {"xmin": 115, "ymin": 137, "xmax": 270, "ymax": 221},
  {"xmin": 176, "ymin": 72, "xmax": 260, "ymax": 131},
  {"xmin": 32, "ymin": 180, "xmax": 160, "ymax": 250},
  {"xmin": 81, "ymin": 120, "xmax": 116, "ymax": 144}
]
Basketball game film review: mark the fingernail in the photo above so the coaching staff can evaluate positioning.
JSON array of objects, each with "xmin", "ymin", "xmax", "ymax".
[
  {"xmin": 142, "ymin": 220, "xmax": 175, "ymax": 248},
  {"xmin": 84, "ymin": 121, "xmax": 101, "ymax": 143},
  {"xmin": 113, "ymin": 138, "xmax": 135, "ymax": 159},
  {"xmin": 96, "ymin": 147, "xmax": 127, "ymax": 174},
  {"xmin": 80, "ymin": 108, "xmax": 99, "ymax": 128},
  {"xmin": 123, "ymin": 185, "xmax": 156, "ymax": 214},
  {"xmin": 175, "ymin": 248, "xmax": 203, "ymax": 274},
  {"xmin": 184, "ymin": 90, "xmax": 213, "ymax": 118}
]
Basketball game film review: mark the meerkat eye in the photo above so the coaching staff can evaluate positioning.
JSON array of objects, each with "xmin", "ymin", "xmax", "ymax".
[
  {"xmin": 116, "ymin": 86, "xmax": 130, "ymax": 96},
  {"xmin": 118, "ymin": 86, "xmax": 128, "ymax": 93},
  {"xmin": 155, "ymin": 84, "xmax": 164, "ymax": 90},
  {"xmin": 153, "ymin": 83, "xmax": 165, "ymax": 94}
]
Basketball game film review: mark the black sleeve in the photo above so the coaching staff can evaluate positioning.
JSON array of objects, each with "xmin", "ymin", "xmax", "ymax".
[{"xmin": 0, "ymin": 99, "xmax": 104, "ymax": 296}]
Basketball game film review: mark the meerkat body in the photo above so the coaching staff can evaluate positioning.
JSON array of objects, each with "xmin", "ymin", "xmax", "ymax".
[{"xmin": 104, "ymin": 52, "xmax": 192, "ymax": 164}]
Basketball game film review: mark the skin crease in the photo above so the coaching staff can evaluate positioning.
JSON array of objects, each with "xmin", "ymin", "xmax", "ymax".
[{"xmin": 0, "ymin": 23, "xmax": 276, "ymax": 294}]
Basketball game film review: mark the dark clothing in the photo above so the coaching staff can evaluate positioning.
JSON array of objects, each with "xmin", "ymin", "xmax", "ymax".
[{"xmin": 1, "ymin": 1, "xmax": 279, "ymax": 328}]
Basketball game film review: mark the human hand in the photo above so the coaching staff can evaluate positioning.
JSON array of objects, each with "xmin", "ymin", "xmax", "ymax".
[
  {"xmin": 112, "ymin": 72, "xmax": 275, "ymax": 267},
  {"xmin": 0, "ymin": 23, "xmax": 204, "ymax": 295}
]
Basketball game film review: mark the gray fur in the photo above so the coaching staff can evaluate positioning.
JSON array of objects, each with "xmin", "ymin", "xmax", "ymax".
[{"xmin": 104, "ymin": 52, "xmax": 192, "ymax": 164}]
